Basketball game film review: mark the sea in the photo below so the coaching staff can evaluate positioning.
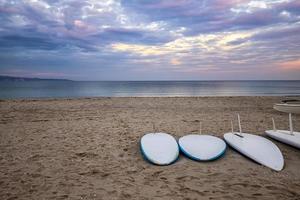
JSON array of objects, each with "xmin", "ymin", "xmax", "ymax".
[{"xmin": 0, "ymin": 80, "xmax": 300, "ymax": 99}]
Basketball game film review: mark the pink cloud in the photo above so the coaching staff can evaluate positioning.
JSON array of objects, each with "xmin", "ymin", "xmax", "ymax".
[{"xmin": 277, "ymin": 59, "xmax": 300, "ymax": 70}]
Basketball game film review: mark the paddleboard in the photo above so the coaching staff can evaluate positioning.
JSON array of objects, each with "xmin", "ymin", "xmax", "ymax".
[
  {"xmin": 265, "ymin": 130, "xmax": 300, "ymax": 149},
  {"xmin": 224, "ymin": 132, "xmax": 284, "ymax": 171},
  {"xmin": 140, "ymin": 132, "xmax": 179, "ymax": 165},
  {"xmin": 274, "ymin": 103, "xmax": 300, "ymax": 114},
  {"xmin": 178, "ymin": 135, "xmax": 226, "ymax": 161}
]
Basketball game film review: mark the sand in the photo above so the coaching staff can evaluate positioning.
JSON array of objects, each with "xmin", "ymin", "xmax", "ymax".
[{"xmin": 0, "ymin": 97, "xmax": 300, "ymax": 200}]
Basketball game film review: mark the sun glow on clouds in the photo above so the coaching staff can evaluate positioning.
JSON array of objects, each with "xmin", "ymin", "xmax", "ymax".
[
  {"xmin": 110, "ymin": 31, "xmax": 256, "ymax": 75},
  {"xmin": 278, "ymin": 59, "xmax": 300, "ymax": 70},
  {"xmin": 111, "ymin": 31, "xmax": 253, "ymax": 56},
  {"xmin": 170, "ymin": 58, "xmax": 181, "ymax": 65}
]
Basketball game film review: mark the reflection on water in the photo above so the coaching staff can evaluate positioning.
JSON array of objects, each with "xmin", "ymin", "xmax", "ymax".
[{"xmin": 0, "ymin": 80, "xmax": 300, "ymax": 99}]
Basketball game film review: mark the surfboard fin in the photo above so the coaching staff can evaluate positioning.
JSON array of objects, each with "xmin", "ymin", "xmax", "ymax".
[
  {"xmin": 152, "ymin": 122, "xmax": 157, "ymax": 133},
  {"xmin": 233, "ymin": 114, "xmax": 243, "ymax": 137},
  {"xmin": 272, "ymin": 118, "xmax": 277, "ymax": 131},
  {"xmin": 237, "ymin": 114, "xmax": 243, "ymax": 137},
  {"xmin": 289, "ymin": 113, "xmax": 294, "ymax": 135},
  {"xmin": 199, "ymin": 121, "xmax": 202, "ymax": 135}
]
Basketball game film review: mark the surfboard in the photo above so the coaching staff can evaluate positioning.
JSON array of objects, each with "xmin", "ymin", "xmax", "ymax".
[
  {"xmin": 224, "ymin": 132, "xmax": 284, "ymax": 171},
  {"xmin": 265, "ymin": 130, "xmax": 300, "ymax": 149},
  {"xmin": 265, "ymin": 114, "xmax": 300, "ymax": 149},
  {"xmin": 140, "ymin": 132, "xmax": 179, "ymax": 165},
  {"xmin": 274, "ymin": 103, "xmax": 300, "ymax": 114},
  {"xmin": 178, "ymin": 135, "xmax": 226, "ymax": 161}
]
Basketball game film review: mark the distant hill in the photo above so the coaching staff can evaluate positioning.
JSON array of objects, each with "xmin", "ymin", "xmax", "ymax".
[{"xmin": 0, "ymin": 75, "xmax": 72, "ymax": 81}]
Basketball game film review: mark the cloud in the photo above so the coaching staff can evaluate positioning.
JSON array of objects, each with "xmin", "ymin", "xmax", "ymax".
[
  {"xmin": 170, "ymin": 58, "xmax": 181, "ymax": 65},
  {"xmin": 111, "ymin": 31, "xmax": 254, "ymax": 56},
  {"xmin": 0, "ymin": 0, "xmax": 299, "ymax": 80},
  {"xmin": 121, "ymin": 0, "xmax": 299, "ymax": 35},
  {"xmin": 277, "ymin": 59, "xmax": 300, "ymax": 70},
  {"xmin": 0, "ymin": 34, "xmax": 62, "ymax": 50}
]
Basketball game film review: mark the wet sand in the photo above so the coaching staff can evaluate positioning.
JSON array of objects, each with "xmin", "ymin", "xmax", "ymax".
[{"xmin": 0, "ymin": 97, "xmax": 300, "ymax": 199}]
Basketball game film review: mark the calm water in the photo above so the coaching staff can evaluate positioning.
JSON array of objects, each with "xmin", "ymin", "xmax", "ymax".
[{"xmin": 0, "ymin": 80, "xmax": 300, "ymax": 99}]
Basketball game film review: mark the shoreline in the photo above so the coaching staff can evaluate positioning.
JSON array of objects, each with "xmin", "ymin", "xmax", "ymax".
[
  {"xmin": 0, "ymin": 96, "xmax": 299, "ymax": 199},
  {"xmin": 1, "ymin": 95, "xmax": 300, "ymax": 101}
]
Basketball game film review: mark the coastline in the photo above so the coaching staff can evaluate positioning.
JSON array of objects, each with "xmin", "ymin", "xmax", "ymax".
[
  {"xmin": 0, "ymin": 96, "xmax": 300, "ymax": 199},
  {"xmin": 1, "ymin": 95, "xmax": 299, "ymax": 101}
]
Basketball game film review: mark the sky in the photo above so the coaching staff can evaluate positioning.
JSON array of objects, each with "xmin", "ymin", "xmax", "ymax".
[{"xmin": 0, "ymin": 0, "xmax": 300, "ymax": 80}]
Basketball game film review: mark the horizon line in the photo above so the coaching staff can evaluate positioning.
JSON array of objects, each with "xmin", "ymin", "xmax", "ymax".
[{"xmin": 1, "ymin": 75, "xmax": 300, "ymax": 82}]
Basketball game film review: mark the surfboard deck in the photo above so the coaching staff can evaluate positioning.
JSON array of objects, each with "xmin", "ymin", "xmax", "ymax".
[
  {"xmin": 274, "ymin": 103, "xmax": 300, "ymax": 114},
  {"xmin": 224, "ymin": 132, "xmax": 284, "ymax": 171},
  {"xmin": 140, "ymin": 132, "xmax": 179, "ymax": 165},
  {"xmin": 178, "ymin": 135, "xmax": 226, "ymax": 161},
  {"xmin": 265, "ymin": 130, "xmax": 300, "ymax": 149}
]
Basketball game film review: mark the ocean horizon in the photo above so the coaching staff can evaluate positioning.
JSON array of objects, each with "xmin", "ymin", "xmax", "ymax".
[{"xmin": 0, "ymin": 80, "xmax": 300, "ymax": 99}]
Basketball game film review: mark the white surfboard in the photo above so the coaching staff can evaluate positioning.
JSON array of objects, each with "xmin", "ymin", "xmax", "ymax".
[
  {"xmin": 224, "ymin": 132, "xmax": 284, "ymax": 171},
  {"xmin": 140, "ymin": 132, "xmax": 179, "ymax": 165},
  {"xmin": 265, "ymin": 115, "xmax": 300, "ymax": 149},
  {"xmin": 224, "ymin": 114, "xmax": 284, "ymax": 171},
  {"xmin": 274, "ymin": 103, "xmax": 300, "ymax": 114},
  {"xmin": 265, "ymin": 130, "xmax": 300, "ymax": 149},
  {"xmin": 178, "ymin": 135, "xmax": 226, "ymax": 161}
]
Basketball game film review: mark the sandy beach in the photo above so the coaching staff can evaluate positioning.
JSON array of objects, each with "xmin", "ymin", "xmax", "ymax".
[{"xmin": 0, "ymin": 96, "xmax": 299, "ymax": 200}]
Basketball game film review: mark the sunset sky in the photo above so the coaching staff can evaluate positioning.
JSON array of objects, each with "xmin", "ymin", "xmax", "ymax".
[{"xmin": 0, "ymin": 0, "xmax": 300, "ymax": 80}]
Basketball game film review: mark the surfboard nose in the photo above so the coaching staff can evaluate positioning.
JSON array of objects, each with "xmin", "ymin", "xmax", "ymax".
[
  {"xmin": 270, "ymin": 158, "xmax": 284, "ymax": 171},
  {"xmin": 265, "ymin": 147, "xmax": 284, "ymax": 171}
]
